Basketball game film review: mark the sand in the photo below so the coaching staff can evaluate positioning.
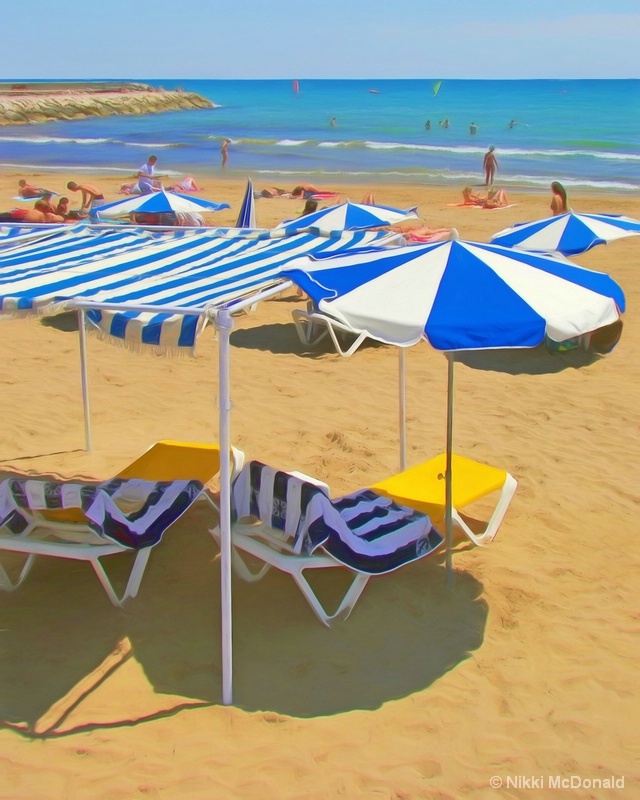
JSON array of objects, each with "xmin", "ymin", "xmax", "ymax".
[{"xmin": 0, "ymin": 167, "xmax": 638, "ymax": 799}]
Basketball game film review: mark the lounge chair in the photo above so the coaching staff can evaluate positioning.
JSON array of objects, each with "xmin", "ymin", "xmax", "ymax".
[
  {"xmin": 292, "ymin": 302, "xmax": 371, "ymax": 357},
  {"xmin": 0, "ymin": 441, "xmax": 244, "ymax": 607},
  {"xmin": 370, "ymin": 453, "xmax": 517, "ymax": 547},
  {"xmin": 210, "ymin": 460, "xmax": 444, "ymax": 626}
]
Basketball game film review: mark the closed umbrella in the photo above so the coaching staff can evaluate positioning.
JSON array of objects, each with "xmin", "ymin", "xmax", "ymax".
[
  {"xmin": 491, "ymin": 212, "xmax": 640, "ymax": 256},
  {"xmin": 235, "ymin": 178, "xmax": 257, "ymax": 228},
  {"xmin": 282, "ymin": 239, "xmax": 625, "ymax": 581}
]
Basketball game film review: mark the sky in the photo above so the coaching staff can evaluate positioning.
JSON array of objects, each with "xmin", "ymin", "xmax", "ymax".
[{"xmin": 2, "ymin": 0, "xmax": 639, "ymax": 80}]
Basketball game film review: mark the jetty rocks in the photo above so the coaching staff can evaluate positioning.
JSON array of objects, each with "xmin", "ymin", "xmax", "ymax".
[{"xmin": 0, "ymin": 81, "xmax": 214, "ymax": 126}]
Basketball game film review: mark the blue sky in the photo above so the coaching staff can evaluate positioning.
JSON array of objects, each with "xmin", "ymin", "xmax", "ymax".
[{"xmin": 2, "ymin": 0, "xmax": 639, "ymax": 79}]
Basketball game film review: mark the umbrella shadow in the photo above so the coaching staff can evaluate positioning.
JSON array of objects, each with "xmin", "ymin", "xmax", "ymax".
[
  {"xmin": 230, "ymin": 322, "xmax": 384, "ymax": 358},
  {"xmin": 0, "ymin": 499, "xmax": 487, "ymax": 731},
  {"xmin": 452, "ymin": 321, "xmax": 622, "ymax": 376}
]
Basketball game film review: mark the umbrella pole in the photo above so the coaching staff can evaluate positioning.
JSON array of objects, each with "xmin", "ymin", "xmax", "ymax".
[
  {"xmin": 445, "ymin": 354, "xmax": 454, "ymax": 586},
  {"xmin": 399, "ymin": 348, "xmax": 407, "ymax": 471},
  {"xmin": 217, "ymin": 308, "xmax": 234, "ymax": 705},
  {"xmin": 77, "ymin": 308, "xmax": 92, "ymax": 452}
]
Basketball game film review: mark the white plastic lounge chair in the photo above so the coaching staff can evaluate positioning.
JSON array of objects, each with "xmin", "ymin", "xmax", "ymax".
[
  {"xmin": 370, "ymin": 453, "xmax": 517, "ymax": 546},
  {"xmin": 0, "ymin": 440, "xmax": 244, "ymax": 606},
  {"xmin": 211, "ymin": 460, "xmax": 444, "ymax": 626},
  {"xmin": 292, "ymin": 302, "xmax": 371, "ymax": 357}
]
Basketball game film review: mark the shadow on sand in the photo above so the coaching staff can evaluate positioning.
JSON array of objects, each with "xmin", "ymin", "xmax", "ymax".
[
  {"xmin": 230, "ymin": 322, "xmax": 384, "ymax": 358},
  {"xmin": 0, "ymin": 501, "xmax": 486, "ymax": 734}
]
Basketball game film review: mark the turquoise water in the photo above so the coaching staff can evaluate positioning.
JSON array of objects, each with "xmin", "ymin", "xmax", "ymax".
[{"xmin": 1, "ymin": 79, "xmax": 639, "ymax": 191}]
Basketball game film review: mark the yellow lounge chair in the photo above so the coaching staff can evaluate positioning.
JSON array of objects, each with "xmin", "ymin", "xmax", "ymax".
[
  {"xmin": 370, "ymin": 453, "xmax": 517, "ymax": 546},
  {"xmin": 0, "ymin": 441, "xmax": 244, "ymax": 606}
]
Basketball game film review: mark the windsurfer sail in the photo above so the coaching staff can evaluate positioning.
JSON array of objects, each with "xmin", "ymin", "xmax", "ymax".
[
  {"xmin": 433, "ymin": 80, "xmax": 442, "ymax": 97},
  {"xmin": 293, "ymin": 80, "xmax": 300, "ymax": 94}
]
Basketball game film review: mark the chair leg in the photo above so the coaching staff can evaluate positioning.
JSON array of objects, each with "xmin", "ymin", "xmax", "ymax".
[
  {"xmin": 90, "ymin": 548, "xmax": 153, "ymax": 607},
  {"xmin": 292, "ymin": 309, "xmax": 329, "ymax": 347},
  {"xmin": 454, "ymin": 473, "xmax": 518, "ymax": 546},
  {"xmin": 0, "ymin": 553, "xmax": 37, "ymax": 591},
  {"xmin": 230, "ymin": 547, "xmax": 272, "ymax": 583},
  {"xmin": 290, "ymin": 567, "xmax": 370, "ymax": 627}
]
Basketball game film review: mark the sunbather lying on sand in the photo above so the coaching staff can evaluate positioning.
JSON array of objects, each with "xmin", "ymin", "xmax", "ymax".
[
  {"xmin": 459, "ymin": 186, "xmax": 510, "ymax": 208},
  {"xmin": 17, "ymin": 179, "xmax": 55, "ymax": 199},
  {"xmin": 258, "ymin": 187, "xmax": 290, "ymax": 198},
  {"xmin": 167, "ymin": 176, "xmax": 200, "ymax": 192},
  {"xmin": 0, "ymin": 208, "xmax": 65, "ymax": 223}
]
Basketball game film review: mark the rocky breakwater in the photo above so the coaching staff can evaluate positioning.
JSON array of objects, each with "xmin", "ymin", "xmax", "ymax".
[{"xmin": 0, "ymin": 84, "xmax": 214, "ymax": 125}]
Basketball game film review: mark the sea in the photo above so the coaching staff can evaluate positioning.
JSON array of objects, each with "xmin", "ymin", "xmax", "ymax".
[{"xmin": 1, "ymin": 79, "xmax": 639, "ymax": 193}]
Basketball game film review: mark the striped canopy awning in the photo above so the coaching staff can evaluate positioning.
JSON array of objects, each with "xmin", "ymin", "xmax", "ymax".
[{"xmin": 0, "ymin": 223, "xmax": 388, "ymax": 353}]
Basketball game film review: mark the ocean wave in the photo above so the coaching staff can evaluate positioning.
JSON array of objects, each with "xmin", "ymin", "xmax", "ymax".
[
  {"xmin": 0, "ymin": 161, "xmax": 183, "ymax": 176},
  {"xmin": 0, "ymin": 134, "xmax": 181, "ymax": 149},
  {"xmin": 254, "ymin": 167, "xmax": 639, "ymax": 192},
  {"xmin": 275, "ymin": 139, "xmax": 308, "ymax": 146},
  {"xmin": 251, "ymin": 136, "xmax": 640, "ymax": 162},
  {"xmin": 0, "ymin": 135, "xmax": 112, "ymax": 146}
]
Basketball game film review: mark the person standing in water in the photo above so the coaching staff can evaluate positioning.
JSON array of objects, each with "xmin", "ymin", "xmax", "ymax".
[
  {"xmin": 221, "ymin": 138, "xmax": 230, "ymax": 168},
  {"xmin": 483, "ymin": 145, "xmax": 499, "ymax": 187}
]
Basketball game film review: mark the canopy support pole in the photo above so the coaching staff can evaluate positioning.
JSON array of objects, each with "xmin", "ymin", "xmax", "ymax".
[
  {"xmin": 399, "ymin": 348, "xmax": 407, "ymax": 471},
  {"xmin": 77, "ymin": 308, "xmax": 92, "ymax": 452},
  {"xmin": 445, "ymin": 355, "xmax": 455, "ymax": 586},
  {"xmin": 216, "ymin": 307, "xmax": 234, "ymax": 706}
]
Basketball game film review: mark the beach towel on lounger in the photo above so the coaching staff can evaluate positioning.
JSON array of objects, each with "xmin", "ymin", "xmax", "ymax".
[
  {"xmin": 0, "ymin": 477, "xmax": 203, "ymax": 549},
  {"xmin": 232, "ymin": 461, "xmax": 443, "ymax": 573}
]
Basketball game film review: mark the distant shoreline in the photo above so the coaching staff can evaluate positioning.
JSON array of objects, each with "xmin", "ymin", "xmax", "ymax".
[{"xmin": 0, "ymin": 81, "xmax": 214, "ymax": 126}]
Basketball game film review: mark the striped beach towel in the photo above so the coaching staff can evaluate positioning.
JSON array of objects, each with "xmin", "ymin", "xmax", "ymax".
[
  {"xmin": 0, "ymin": 476, "xmax": 204, "ymax": 549},
  {"xmin": 232, "ymin": 461, "xmax": 443, "ymax": 574}
]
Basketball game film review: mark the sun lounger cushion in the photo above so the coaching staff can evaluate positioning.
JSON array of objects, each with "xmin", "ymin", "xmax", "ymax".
[{"xmin": 0, "ymin": 476, "xmax": 204, "ymax": 549}]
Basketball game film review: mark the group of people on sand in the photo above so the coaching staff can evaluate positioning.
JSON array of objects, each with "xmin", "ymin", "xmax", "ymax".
[{"xmin": 0, "ymin": 180, "xmax": 104, "ymax": 223}]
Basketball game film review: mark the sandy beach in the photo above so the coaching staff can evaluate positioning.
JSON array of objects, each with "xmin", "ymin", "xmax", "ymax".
[{"xmin": 0, "ymin": 168, "xmax": 638, "ymax": 799}]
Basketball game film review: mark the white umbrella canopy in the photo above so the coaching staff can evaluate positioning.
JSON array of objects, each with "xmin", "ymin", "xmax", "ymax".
[
  {"xmin": 282, "ymin": 239, "xmax": 625, "ymax": 581},
  {"xmin": 94, "ymin": 190, "xmax": 230, "ymax": 220},
  {"xmin": 275, "ymin": 201, "xmax": 418, "ymax": 235},
  {"xmin": 491, "ymin": 211, "xmax": 640, "ymax": 256}
]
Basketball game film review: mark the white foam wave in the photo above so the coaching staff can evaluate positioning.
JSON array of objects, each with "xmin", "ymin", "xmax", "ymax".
[
  {"xmin": 254, "ymin": 168, "xmax": 639, "ymax": 191},
  {"xmin": 0, "ymin": 135, "xmax": 112, "ymax": 145},
  {"xmin": 0, "ymin": 161, "xmax": 182, "ymax": 176},
  {"xmin": 275, "ymin": 139, "xmax": 308, "ymax": 146},
  {"xmin": 362, "ymin": 140, "xmax": 640, "ymax": 162}
]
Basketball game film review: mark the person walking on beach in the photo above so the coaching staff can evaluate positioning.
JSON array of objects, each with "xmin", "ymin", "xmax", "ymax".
[
  {"xmin": 137, "ymin": 155, "xmax": 161, "ymax": 194},
  {"xmin": 66, "ymin": 181, "xmax": 105, "ymax": 212},
  {"xmin": 221, "ymin": 139, "xmax": 230, "ymax": 168},
  {"xmin": 550, "ymin": 181, "xmax": 569, "ymax": 216},
  {"xmin": 483, "ymin": 145, "xmax": 499, "ymax": 187}
]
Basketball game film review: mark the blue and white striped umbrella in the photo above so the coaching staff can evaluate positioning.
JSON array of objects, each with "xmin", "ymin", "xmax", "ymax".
[
  {"xmin": 491, "ymin": 212, "xmax": 640, "ymax": 256},
  {"xmin": 282, "ymin": 238, "xmax": 625, "ymax": 582},
  {"xmin": 282, "ymin": 239, "xmax": 625, "ymax": 349},
  {"xmin": 94, "ymin": 190, "xmax": 230, "ymax": 219},
  {"xmin": 275, "ymin": 201, "xmax": 418, "ymax": 235},
  {"xmin": 235, "ymin": 178, "xmax": 257, "ymax": 229}
]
